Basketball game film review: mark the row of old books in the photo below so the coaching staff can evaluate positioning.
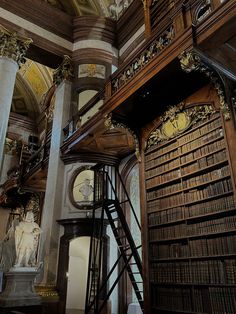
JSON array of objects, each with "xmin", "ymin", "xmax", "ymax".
[
  {"xmin": 184, "ymin": 179, "xmax": 232, "ymax": 203},
  {"xmin": 181, "ymin": 150, "xmax": 227, "ymax": 175},
  {"xmin": 147, "ymin": 181, "xmax": 182, "ymax": 200},
  {"xmin": 148, "ymin": 195, "xmax": 235, "ymax": 225},
  {"xmin": 151, "ymin": 286, "xmax": 193, "ymax": 312},
  {"xmin": 180, "ymin": 138, "xmax": 225, "ymax": 164},
  {"xmin": 147, "ymin": 178, "xmax": 233, "ymax": 212},
  {"xmin": 209, "ymin": 287, "xmax": 236, "ymax": 314},
  {"xmin": 145, "ymin": 148, "xmax": 179, "ymax": 170},
  {"xmin": 146, "ymin": 168, "xmax": 181, "ymax": 189},
  {"xmin": 146, "ymin": 155, "xmax": 228, "ymax": 190},
  {"xmin": 149, "ymin": 214, "xmax": 236, "ymax": 241},
  {"xmin": 147, "ymin": 164, "xmax": 230, "ymax": 200},
  {"xmin": 150, "ymin": 259, "xmax": 236, "ymax": 284},
  {"xmin": 145, "ymin": 140, "xmax": 178, "ymax": 162},
  {"xmin": 182, "ymin": 164, "xmax": 230, "ymax": 189},
  {"xmin": 145, "ymin": 156, "xmax": 180, "ymax": 178},
  {"xmin": 178, "ymin": 115, "xmax": 221, "ymax": 146},
  {"xmin": 149, "ymin": 234, "xmax": 236, "ymax": 259},
  {"xmin": 145, "ymin": 128, "xmax": 224, "ymax": 172},
  {"xmin": 180, "ymin": 128, "xmax": 223, "ymax": 155},
  {"xmin": 151, "ymin": 286, "xmax": 236, "ymax": 313}
]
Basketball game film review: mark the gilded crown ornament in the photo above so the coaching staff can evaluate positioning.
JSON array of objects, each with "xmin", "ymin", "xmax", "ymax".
[{"xmin": 0, "ymin": 25, "xmax": 32, "ymax": 66}]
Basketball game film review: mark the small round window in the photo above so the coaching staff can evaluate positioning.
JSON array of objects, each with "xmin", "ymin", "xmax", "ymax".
[{"xmin": 70, "ymin": 166, "xmax": 94, "ymax": 209}]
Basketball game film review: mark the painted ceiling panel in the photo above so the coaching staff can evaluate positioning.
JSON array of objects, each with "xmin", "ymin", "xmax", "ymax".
[{"xmin": 44, "ymin": 0, "xmax": 134, "ymax": 20}]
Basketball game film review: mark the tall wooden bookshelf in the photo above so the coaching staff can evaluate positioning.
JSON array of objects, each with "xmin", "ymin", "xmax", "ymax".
[{"xmin": 144, "ymin": 104, "xmax": 236, "ymax": 313}]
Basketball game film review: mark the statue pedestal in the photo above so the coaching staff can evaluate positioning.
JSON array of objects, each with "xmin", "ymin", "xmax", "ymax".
[{"xmin": 0, "ymin": 267, "xmax": 41, "ymax": 307}]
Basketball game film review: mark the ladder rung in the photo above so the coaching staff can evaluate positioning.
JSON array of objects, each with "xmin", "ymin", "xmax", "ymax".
[
  {"xmin": 112, "ymin": 217, "xmax": 120, "ymax": 221},
  {"xmin": 114, "ymin": 226, "xmax": 123, "ymax": 231},
  {"xmin": 119, "ymin": 199, "xmax": 129, "ymax": 205},
  {"xmin": 116, "ymin": 235, "xmax": 126, "ymax": 240},
  {"xmin": 118, "ymin": 244, "xmax": 130, "ymax": 248}
]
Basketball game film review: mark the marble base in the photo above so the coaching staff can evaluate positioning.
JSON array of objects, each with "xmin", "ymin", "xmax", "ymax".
[{"xmin": 0, "ymin": 268, "xmax": 41, "ymax": 307}]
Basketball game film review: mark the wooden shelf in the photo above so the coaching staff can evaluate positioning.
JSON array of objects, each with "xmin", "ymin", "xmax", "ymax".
[
  {"xmin": 181, "ymin": 159, "xmax": 228, "ymax": 180},
  {"xmin": 179, "ymin": 133, "xmax": 224, "ymax": 156},
  {"xmin": 145, "ymin": 113, "xmax": 220, "ymax": 155},
  {"xmin": 151, "ymin": 282, "xmax": 236, "ymax": 287},
  {"xmin": 152, "ymin": 307, "xmax": 207, "ymax": 314},
  {"xmin": 147, "ymin": 190, "xmax": 234, "ymax": 213},
  {"xmin": 149, "ymin": 228, "xmax": 236, "ymax": 243},
  {"xmin": 150, "ymin": 253, "xmax": 236, "ymax": 262},
  {"xmin": 180, "ymin": 146, "xmax": 225, "ymax": 168},
  {"xmin": 148, "ymin": 207, "xmax": 236, "ymax": 228},
  {"xmin": 145, "ymin": 160, "xmax": 180, "ymax": 178},
  {"xmin": 147, "ymin": 170, "xmax": 230, "ymax": 200},
  {"xmin": 144, "ymin": 111, "xmax": 236, "ymax": 313}
]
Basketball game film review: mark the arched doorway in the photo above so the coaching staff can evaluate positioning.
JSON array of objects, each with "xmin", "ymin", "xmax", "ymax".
[{"xmin": 66, "ymin": 237, "xmax": 90, "ymax": 314}]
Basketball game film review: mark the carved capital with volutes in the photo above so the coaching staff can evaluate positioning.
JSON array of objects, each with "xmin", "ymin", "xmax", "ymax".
[
  {"xmin": 53, "ymin": 55, "xmax": 74, "ymax": 86},
  {"xmin": 179, "ymin": 50, "xmax": 231, "ymax": 120},
  {"xmin": 0, "ymin": 25, "xmax": 32, "ymax": 66}
]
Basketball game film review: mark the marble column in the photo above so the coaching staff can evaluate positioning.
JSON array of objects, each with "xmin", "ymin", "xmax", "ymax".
[
  {"xmin": 38, "ymin": 56, "xmax": 73, "ymax": 284},
  {"xmin": 0, "ymin": 25, "xmax": 32, "ymax": 175}
]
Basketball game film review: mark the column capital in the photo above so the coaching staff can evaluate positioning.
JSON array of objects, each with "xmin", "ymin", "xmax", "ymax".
[
  {"xmin": 53, "ymin": 55, "xmax": 74, "ymax": 86},
  {"xmin": 0, "ymin": 25, "xmax": 32, "ymax": 66}
]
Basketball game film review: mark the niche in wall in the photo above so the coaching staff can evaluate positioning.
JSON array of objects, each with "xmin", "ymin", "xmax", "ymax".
[{"xmin": 69, "ymin": 166, "xmax": 94, "ymax": 210}]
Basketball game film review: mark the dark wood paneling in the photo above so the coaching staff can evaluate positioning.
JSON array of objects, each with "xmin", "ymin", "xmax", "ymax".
[
  {"xmin": 0, "ymin": 18, "xmax": 70, "ymax": 68},
  {"xmin": 73, "ymin": 16, "xmax": 115, "ymax": 44},
  {"xmin": 0, "ymin": 0, "xmax": 73, "ymax": 41},
  {"xmin": 116, "ymin": 0, "xmax": 144, "ymax": 49},
  {"xmin": 73, "ymin": 48, "xmax": 113, "ymax": 64}
]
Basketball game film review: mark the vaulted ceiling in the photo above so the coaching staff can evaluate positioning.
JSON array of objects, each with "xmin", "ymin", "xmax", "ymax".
[
  {"xmin": 44, "ymin": 0, "xmax": 134, "ymax": 19},
  {"xmin": 12, "ymin": 59, "xmax": 53, "ymax": 119}
]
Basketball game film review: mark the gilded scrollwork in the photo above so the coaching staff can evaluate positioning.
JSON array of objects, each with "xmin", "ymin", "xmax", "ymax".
[
  {"xmin": 111, "ymin": 25, "xmax": 175, "ymax": 93},
  {"xmin": 179, "ymin": 50, "xmax": 230, "ymax": 120},
  {"xmin": 35, "ymin": 285, "xmax": 59, "ymax": 298},
  {"xmin": 53, "ymin": 55, "xmax": 74, "ymax": 86},
  {"xmin": 0, "ymin": 25, "xmax": 32, "ymax": 66},
  {"xmin": 147, "ymin": 104, "xmax": 215, "ymax": 149},
  {"xmin": 4, "ymin": 138, "xmax": 19, "ymax": 155},
  {"xmin": 104, "ymin": 113, "xmax": 141, "ymax": 161}
]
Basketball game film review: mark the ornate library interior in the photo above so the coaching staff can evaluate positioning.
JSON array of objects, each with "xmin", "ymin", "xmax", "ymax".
[{"xmin": 0, "ymin": 0, "xmax": 236, "ymax": 313}]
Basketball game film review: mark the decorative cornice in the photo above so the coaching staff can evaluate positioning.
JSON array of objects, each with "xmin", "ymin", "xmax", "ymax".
[
  {"xmin": 53, "ymin": 55, "xmax": 74, "ymax": 86},
  {"xmin": 179, "ymin": 50, "xmax": 231, "ymax": 120},
  {"xmin": 0, "ymin": 24, "xmax": 32, "ymax": 66},
  {"xmin": 104, "ymin": 113, "xmax": 141, "ymax": 162}
]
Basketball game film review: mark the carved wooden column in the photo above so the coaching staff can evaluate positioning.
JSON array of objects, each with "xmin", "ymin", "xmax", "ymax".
[
  {"xmin": 38, "ymin": 56, "xmax": 74, "ymax": 285},
  {"xmin": 0, "ymin": 25, "xmax": 31, "ymax": 174}
]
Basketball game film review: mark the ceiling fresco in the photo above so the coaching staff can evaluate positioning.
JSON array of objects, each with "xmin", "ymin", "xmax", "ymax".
[
  {"xmin": 12, "ymin": 60, "xmax": 53, "ymax": 119},
  {"xmin": 44, "ymin": 0, "xmax": 134, "ymax": 20}
]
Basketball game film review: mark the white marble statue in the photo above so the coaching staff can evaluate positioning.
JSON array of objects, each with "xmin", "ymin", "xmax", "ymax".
[{"xmin": 14, "ymin": 211, "xmax": 42, "ymax": 268}]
